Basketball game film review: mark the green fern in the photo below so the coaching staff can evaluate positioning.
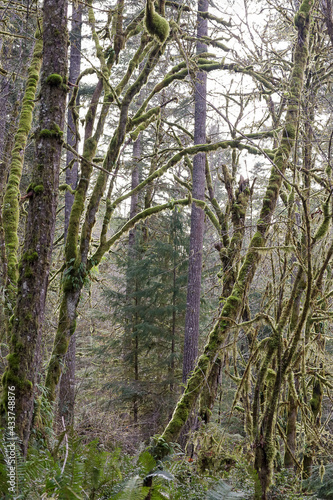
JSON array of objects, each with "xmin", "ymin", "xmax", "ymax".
[
  {"xmin": 207, "ymin": 480, "xmax": 247, "ymax": 499},
  {"xmin": 138, "ymin": 449, "xmax": 156, "ymax": 475},
  {"xmin": 115, "ymin": 475, "xmax": 150, "ymax": 499}
]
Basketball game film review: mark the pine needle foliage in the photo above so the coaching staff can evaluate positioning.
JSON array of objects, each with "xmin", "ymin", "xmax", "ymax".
[{"xmin": 96, "ymin": 210, "xmax": 189, "ymax": 431}]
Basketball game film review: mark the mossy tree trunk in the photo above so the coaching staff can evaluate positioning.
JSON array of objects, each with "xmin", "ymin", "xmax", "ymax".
[
  {"xmin": 2, "ymin": 28, "xmax": 43, "ymax": 322},
  {"xmin": 199, "ymin": 160, "xmax": 252, "ymax": 423},
  {"xmin": 58, "ymin": 2, "xmax": 82, "ymax": 430},
  {"xmin": 0, "ymin": 103, "xmax": 20, "ymax": 342},
  {"xmin": 1, "ymin": 0, "xmax": 68, "ymax": 456}
]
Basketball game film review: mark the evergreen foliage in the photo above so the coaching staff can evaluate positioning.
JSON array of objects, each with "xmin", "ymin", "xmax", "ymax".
[{"xmin": 96, "ymin": 209, "xmax": 189, "ymax": 433}]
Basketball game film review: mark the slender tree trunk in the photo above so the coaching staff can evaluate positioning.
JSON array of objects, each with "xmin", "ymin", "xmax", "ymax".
[
  {"xmin": 128, "ymin": 137, "xmax": 141, "ymax": 423},
  {"xmin": 58, "ymin": 2, "xmax": 82, "ymax": 430},
  {"xmin": 182, "ymin": 0, "xmax": 208, "ymax": 384},
  {"xmin": 284, "ymin": 376, "xmax": 299, "ymax": 468},
  {"xmin": 1, "ymin": 0, "xmax": 68, "ymax": 456},
  {"xmin": 0, "ymin": 102, "xmax": 20, "ymax": 342}
]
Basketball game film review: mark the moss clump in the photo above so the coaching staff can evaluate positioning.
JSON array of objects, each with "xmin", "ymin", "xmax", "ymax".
[
  {"xmin": 26, "ymin": 183, "xmax": 44, "ymax": 195},
  {"xmin": 284, "ymin": 123, "xmax": 296, "ymax": 140},
  {"xmin": 252, "ymin": 231, "xmax": 264, "ymax": 247},
  {"xmin": 46, "ymin": 73, "xmax": 63, "ymax": 86},
  {"xmin": 59, "ymin": 184, "xmax": 75, "ymax": 194},
  {"xmin": 82, "ymin": 137, "xmax": 97, "ymax": 159},
  {"xmin": 6, "ymin": 353, "xmax": 19, "ymax": 371},
  {"xmin": 22, "ymin": 250, "xmax": 38, "ymax": 262},
  {"xmin": 144, "ymin": 0, "xmax": 170, "ymax": 44},
  {"xmin": 33, "ymin": 184, "xmax": 44, "ymax": 194},
  {"xmin": 39, "ymin": 122, "xmax": 63, "ymax": 139},
  {"xmin": 294, "ymin": 0, "xmax": 312, "ymax": 27},
  {"xmin": 39, "ymin": 129, "xmax": 55, "ymax": 138}
]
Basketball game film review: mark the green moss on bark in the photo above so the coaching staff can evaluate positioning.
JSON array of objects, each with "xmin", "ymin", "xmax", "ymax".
[
  {"xmin": 3, "ymin": 31, "xmax": 43, "ymax": 312},
  {"xmin": 46, "ymin": 73, "xmax": 63, "ymax": 86},
  {"xmin": 144, "ymin": 0, "xmax": 170, "ymax": 43}
]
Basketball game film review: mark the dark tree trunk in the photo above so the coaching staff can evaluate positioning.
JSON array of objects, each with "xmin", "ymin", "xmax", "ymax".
[
  {"xmin": 58, "ymin": 2, "xmax": 82, "ymax": 430},
  {"xmin": 128, "ymin": 137, "xmax": 140, "ymax": 423},
  {"xmin": 1, "ymin": 0, "xmax": 68, "ymax": 456},
  {"xmin": 182, "ymin": 0, "xmax": 208, "ymax": 384}
]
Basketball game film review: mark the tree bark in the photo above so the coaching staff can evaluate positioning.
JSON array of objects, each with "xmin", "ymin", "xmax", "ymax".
[
  {"xmin": 128, "ymin": 137, "xmax": 141, "ymax": 423},
  {"xmin": 182, "ymin": 0, "xmax": 208, "ymax": 384},
  {"xmin": 1, "ymin": 0, "xmax": 68, "ymax": 456},
  {"xmin": 58, "ymin": 2, "xmax": 82, "ymax": 430}
]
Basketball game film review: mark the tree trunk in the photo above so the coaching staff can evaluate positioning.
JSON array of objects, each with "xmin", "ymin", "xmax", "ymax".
[
  {"xmin": 128, "ymin": 137, "xmax": 140, "ymax": 423},
  {"xmin": 1, "ymin": 0, "xmax": 68, "ymax": 456},
  {"xmin": 182, "ymin": 0, "xmax": 208, "ymax": 384},
  {"xmin": 58, "ymin": 2, "xmax": 82, "ymax": 430},
  {"xmin": 284, "ymin": 378, "xmax": 298, "ymax": 468}
]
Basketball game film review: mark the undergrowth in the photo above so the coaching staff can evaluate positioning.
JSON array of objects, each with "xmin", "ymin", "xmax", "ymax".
[{"xmin": 0, "ymin": 427, "xmax": 328, "ymax": 499}]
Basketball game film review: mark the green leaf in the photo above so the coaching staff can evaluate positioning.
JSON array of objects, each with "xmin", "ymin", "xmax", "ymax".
[
  {"xmin": 116, "ymin": 475, "xmax": 150, "ymax": 500},
  {"xmin": 146, "ymin": 470, "xmax": 174, "ymax": 482},
  {"xmin": 138, "ymin": 450, "xmax": 156, "ymax": 474},
  {"xmin": 207, "ymin": 480, "xmax": 246, "ymax": 499}
]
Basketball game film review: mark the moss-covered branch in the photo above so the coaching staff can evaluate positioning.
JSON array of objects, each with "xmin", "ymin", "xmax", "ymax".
[
  {"xmin": 199, "ymin": 11, "xmax": 232, "ymax": 26},
  {"xmin": 3, "ymin": 28, "xmax": 43, "ymax": 311},
  {"xmin": 109, "ymin": 139, "xmax": 273, "ymax": 216},
  {"xmin": 89, "ymin": 198, "xmax": 190, "ymax": 268}
]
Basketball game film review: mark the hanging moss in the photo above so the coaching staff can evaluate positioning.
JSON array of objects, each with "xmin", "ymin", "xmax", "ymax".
[{"xmin": 144, "ymin": 0, "xmax": 170, "ymax": 43}]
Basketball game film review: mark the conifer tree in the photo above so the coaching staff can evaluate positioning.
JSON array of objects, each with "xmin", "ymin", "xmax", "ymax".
[
  {"xmin": 101, "ymin": 210, "xmax": 189, "ymax": 435},
  {"xmin": 182, "ymin": 0, "xmax": 208, "ymax": 384}
]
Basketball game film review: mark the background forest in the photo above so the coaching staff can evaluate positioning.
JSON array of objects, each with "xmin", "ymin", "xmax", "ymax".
[{"xmin": 1, "ymin": 0, "xmax": 333, "ymax": 498}]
